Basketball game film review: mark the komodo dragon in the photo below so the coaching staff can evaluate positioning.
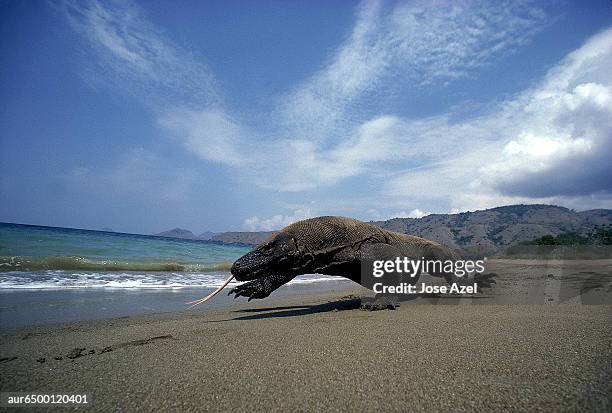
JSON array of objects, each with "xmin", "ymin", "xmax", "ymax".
[{"xmin": 190, "ymin": 216, "xmax": 495, "ymax": 309}]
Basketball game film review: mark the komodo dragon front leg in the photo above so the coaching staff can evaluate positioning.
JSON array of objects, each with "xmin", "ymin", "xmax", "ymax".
[{"xmin": 228, "ymin": 273, "xmax": 296, "ymax": 301}]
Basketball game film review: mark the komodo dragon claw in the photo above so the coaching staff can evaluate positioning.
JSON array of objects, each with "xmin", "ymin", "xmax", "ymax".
[
  {"xmin": 229, "ymin": 279, "xmax": 271, "ymax": 301},
  {"xmin": 228, "ymin": 274, "xmax": 292, "ymax": 301}
]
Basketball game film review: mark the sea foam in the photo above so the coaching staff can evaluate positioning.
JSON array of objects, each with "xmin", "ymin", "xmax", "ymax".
[{"xmin": 0, "ymin": 270, "xmax": 348, "ymax": 290}]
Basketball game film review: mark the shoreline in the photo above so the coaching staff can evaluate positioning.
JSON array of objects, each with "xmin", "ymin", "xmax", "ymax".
[
  {"xmin": 2, "ymin": 256, "xmax": 611, "ymax": 329},
  {"xmin": 0, "ymin": 279, "xmax": 354, "ymax": 329},
  {"xmin": 1, "ymin": 287, "xmax": 611, "ymax": 411}
]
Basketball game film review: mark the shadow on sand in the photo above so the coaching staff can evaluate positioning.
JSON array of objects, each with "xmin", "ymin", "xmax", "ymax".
[
  {"xmin": 231, "ymin": 298, "xmax": 363, "ymax": 320},
  {"xmin": 228, "ymin": 293, "xmax": 498, "ymax": 320}
]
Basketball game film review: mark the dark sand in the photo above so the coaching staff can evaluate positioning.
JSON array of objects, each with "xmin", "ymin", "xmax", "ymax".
[{"xmin": 1, "ymin": 259, "xmax": 611, "ymax": 411}]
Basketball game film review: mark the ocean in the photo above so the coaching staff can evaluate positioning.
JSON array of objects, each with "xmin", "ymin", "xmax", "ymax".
[{"xmin": 0, "ymin": 223, "xmax": 349, "ymax": 328}]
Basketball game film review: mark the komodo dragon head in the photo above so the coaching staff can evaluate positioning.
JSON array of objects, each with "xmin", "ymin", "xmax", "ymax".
[
  {"xmin": 231, "ymin": 231, "xmax": 306, "ymax": 281},
  {"xmin": 231, "ymin": 216, "xmax": 386, "ymax": 281}
]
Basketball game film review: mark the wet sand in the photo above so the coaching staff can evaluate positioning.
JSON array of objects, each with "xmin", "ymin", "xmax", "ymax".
[{"xmin": 1, "ymin": 259, "xmax": 611, "ymax": 411}]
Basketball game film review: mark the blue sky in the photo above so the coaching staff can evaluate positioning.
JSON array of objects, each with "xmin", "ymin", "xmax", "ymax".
[{"xmin": 1, "ymin": 0, "xmax": 611, "ymax": 234}]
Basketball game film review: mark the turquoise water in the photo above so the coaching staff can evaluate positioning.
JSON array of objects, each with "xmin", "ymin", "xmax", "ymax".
[
  {"xmin": 0, "ymin": 223, "xmax": 250, "ymax": 288},
  {"xmin": 0, "ymin": 223, "xmax": 350, "ymax": 327},
  {"xmin": 0, "ymin": 222, "xmax": 346, "ymax": 290},
  {"xmin": 0, "ymin": 223, "xmax": 247, "ymax": 273}
]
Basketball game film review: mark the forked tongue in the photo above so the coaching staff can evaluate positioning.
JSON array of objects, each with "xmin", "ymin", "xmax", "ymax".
[{"xmin": 186, "ymin": 274, "xmax": 234, "ymax": 308}]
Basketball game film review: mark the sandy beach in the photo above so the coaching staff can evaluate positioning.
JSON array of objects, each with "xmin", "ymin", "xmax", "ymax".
[
  {"xmin": 3, "ymin": 1, "xmax": 612, "ymax": 410},
  {"xmin": 1, "ymin": 276, "xmax": 611, "ymax": 412}
]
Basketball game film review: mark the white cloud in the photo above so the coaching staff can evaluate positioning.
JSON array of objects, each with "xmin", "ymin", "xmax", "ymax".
[
  {"xmin": 279, "ymin": 0, "xmax": 549, "ymax": 142},
  {"xmin": 159, "ymin": 109, "xmax": 244, "ymax": 166},
  {"xmin": 393, "ymin": 209, "xmax": 428, "ymax": 219},
  {"xmin": 244, "ymin": 208, "xmax": 315, "ymax": 231},
  {"xmin": 503, "ymin": 133, "xmax": 592, "ymax": 159},
  {"xmin": 407, "ymin": 209, "xmax": 427, "ymax": 219},
  {"xmin": 479, "ymin": 32, "xmax": 612, "ymax": 197},
  {"xmin": 247, "ymin": 115, "xmax": 403, "ymax": 191},
  {"xmin": 64, "ymin": 0, "xmax": 554, "ymax": 194},
  {"xmin": 61, "ymin": 0, "xmax": 217, "ymax": 107},
  {"xmin": 382, "ymin": 28, "xmax": 612, "ymax": 211},
  {"xmin": 246, "ymin": 0, "xmax": 552, "ymax": 192},
  {"xmin": 62, "ymin": 0, "xmax": 611, "ymax": 220}
]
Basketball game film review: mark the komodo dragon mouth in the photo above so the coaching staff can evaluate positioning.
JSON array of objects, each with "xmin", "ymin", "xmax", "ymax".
[{"xmin": 187, "ymin": 231, "xmax": 303, "ymax": 306}]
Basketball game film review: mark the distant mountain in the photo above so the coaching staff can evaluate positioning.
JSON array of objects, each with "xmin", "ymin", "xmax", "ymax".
[
  {"xmin": 154, "ymin": 228, "xmax": 197, "ymax": 239},
  {"xmin": 197, "ymin": 231, "xmax": 216, "ymax": 240},
  {"xmin": 372, "ymin": 204, "xmax": 612, "ymax": 256},
  {"xmin": 154, "ymin": 229, "xmax": 220, "ymax": 241},
  {"xmin": 211, "ymin": 231, "xmax": 276, "ymax": 245},
  {"xmin": 156, "ymin": 205, "xmax": 612, "ymax": 253}
]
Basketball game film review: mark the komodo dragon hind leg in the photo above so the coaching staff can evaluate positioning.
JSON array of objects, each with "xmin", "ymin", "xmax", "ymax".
[
  {"xmin": 229, "ymin": 273, "xmax": 295, "ymax": 301},
  {"xmin": 439, "ymin": 271, "xmax": 498, "ymax": 291},
  {"xmin": 473, "ymin": 272, "xmax": 497, "ymax": 289},
  {"xmin": 356, "ymin": 243, "xmax": 420, "ymax": 311}
]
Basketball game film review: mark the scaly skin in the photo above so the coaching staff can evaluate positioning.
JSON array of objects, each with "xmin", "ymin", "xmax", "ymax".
[{"xmin": 229, "ymin": 216, "xmax": 495, "ymax": 309}]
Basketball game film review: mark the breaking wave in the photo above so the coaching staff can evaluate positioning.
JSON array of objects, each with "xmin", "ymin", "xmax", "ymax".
[
  {"xmin": 0, "ymin": 270, "xmax": 348, "ymax": 290},
  {"xmin": 0, "ymin": 256, "xmax": 233, "ymax": 273}
]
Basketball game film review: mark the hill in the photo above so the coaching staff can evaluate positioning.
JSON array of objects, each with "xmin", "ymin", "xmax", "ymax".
[
  {"xmin": 372, "ymin": 205, "xmax": 612, "ymax": 256},
  {"xmin": 158, "ymin": 205, "xmax": 612, "ymax": 254},
  {"xmin": 154, "ymin": 228, "xmax": 197, "ymax": 240},
  {"xmin": 197, "ymin": 231, "xmax": 216, "ymax": 240},
  {"xmin": 211, "ymin": 231, "xmax": 276, "ymax": 245}
]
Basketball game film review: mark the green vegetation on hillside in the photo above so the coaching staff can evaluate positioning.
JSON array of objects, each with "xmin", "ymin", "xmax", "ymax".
[
  {"xmin": 456, "ymin": 235, "xmax": 474, "ymax": 245},
  {"xmin": 523, "ymin": 225, "xmax": 612, "ymax": 246}
]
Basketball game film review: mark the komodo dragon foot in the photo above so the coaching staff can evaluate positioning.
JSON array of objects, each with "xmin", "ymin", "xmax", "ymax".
[
  {"xmin": 450, "ymin": 271, "xmax": 497, "ymax": 292},
  {"xmin": 473, "ymin": 272, "xmax": 497, "ymax": 290},
  {"xmin": 228, "ymin": 274, "xmax": 291, "ymax": 301}
]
